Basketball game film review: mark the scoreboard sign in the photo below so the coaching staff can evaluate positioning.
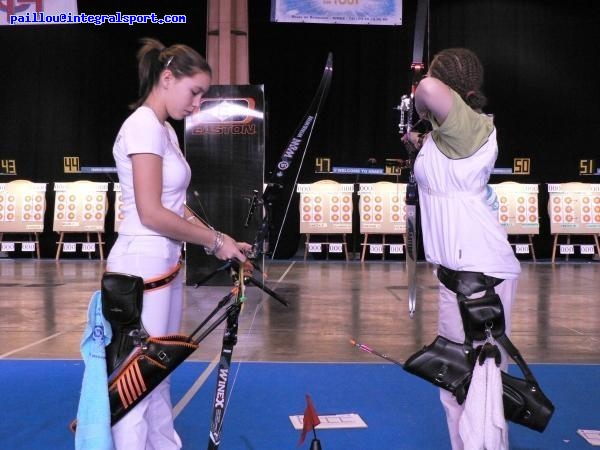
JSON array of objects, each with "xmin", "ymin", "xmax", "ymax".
[
  {"xmin": 489, "ymin": 182, "xmax": 539, "ymax": 235},
  {"xmin": 0, "ymin": 180, "xmax": 46, "ymax": 232},
  {"xmin": 297, "ymin": 180, "xmax": 353, "ymax": 234},
  {"xmin": 53, "ymin": 181, "xmax": 108, "ymax": 232},
  {"xmin": 358, "ymin": 182, "xmax": 407, "ymax": 234},
  {"xmin": 547, "ymin": 182, "xmax": 600, "ymax": 234}
]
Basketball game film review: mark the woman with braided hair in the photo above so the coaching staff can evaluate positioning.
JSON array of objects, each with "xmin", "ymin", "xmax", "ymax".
[{"xmin": 405, "ymin": 48, "xmax": 521, "ymax": 449}]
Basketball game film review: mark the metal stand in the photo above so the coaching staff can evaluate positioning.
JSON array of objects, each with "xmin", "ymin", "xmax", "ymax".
[{"xmin": 310, "ymin": 437, "xmax": 323, "ymax": 450}]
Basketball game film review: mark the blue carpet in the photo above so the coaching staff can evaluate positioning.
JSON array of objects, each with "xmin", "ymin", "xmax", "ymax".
[{"xmin": 0, "ymin": 360, "xmax": 597, "ymax": 449}]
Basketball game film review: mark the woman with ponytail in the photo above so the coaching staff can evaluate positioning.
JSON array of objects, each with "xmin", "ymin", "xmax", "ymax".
[
  {"xmin": 404, "ymin": 48, "xmax": 521, "ymax": 449},
  {"xmin": 107, "ymin": 38, "xmax": 250, "ymax": 449}
]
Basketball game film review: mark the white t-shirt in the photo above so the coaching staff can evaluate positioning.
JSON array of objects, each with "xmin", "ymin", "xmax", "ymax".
[
  {"xmin": 113, "ymin": 106, "xmax": 191, "ymax": 236},
  {"xmin": 414, "ymin": 91, "xmax": 521, "ymax": 279}
]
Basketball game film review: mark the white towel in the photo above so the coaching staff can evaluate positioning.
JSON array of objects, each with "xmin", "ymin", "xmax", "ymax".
[
  {"xmin": 458, "ymin": 350, "xmax": 508, "ymax": 450},
  {"xmin": 75, "ymin": 290, "xmax": 114, "ymax": 450}
]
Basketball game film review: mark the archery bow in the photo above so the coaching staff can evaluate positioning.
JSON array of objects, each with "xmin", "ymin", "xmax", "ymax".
[
  {"xmin": 398, "ymin": 0, "xmax": 428, "ymax": 318},
  {"xmin": 264, "ymin": 53, "xmax": 333, "ymax": 259}
]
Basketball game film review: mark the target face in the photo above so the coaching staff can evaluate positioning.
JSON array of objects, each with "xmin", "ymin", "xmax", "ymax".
[
  {"xmin": 53, "ymin": 181, "xmax": 108, "ymax": 232},
  {"xmin": 0, "ymin": 180, "xmax": 46, "ymax": 232},
  {"xmin": 113, "ymin": 183, "xmax": 125, "ymax": 232},
  {"xmin": 358, "ymin": 182, "xmax": 407, "ymax": 234},
  {"xmin": 547, "ymin": 182, "xmax": 600, "ymax": 234},
  {"xmin": 298, "ymin": 181, "xmax": 353, "ymax": 234},
  {"xmin": 490, "ymin": 183, "xmax": 539, "ymax": 235}
]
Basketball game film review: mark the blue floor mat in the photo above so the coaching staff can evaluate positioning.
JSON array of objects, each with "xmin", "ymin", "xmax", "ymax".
[{"xmin": 0, "ymin": 360, "xmax": 597, "ymax": 449}]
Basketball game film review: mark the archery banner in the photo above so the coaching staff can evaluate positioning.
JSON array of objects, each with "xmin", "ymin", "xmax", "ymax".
[
  {"xmin": 358, "ymin": 182, "xmax": 407, "ymax": 234},
  {"xmin": 184, "ymin": 85, "xmax": 265, "ymax": 284},
  {"xmin": 547, "ymin": 182, "xmax": 600, "ymax": 234},
  {"xmin": 489, "ymin": 182, "xmax": 539, "ymax": 235},
  {"xmin": 271, "ymin": 0, "xmax": 402, "ymax": 26},
  {"xmin": 297, "ymin": 180, "xmax": 353, "ymax": 234}
]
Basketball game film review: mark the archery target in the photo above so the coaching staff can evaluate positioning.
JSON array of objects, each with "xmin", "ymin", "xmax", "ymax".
[
  {"xmin": 298, "ymin": 181, "xmax": 353, "ymax": 234},
  {"xmin": 113, "ymin": 183, "xmax": 124, "ymax": 232},
  {"xmin": 548, "ymin": 183, "xmax": 600, "ymax": 234},
  {"xmin": 358, "ymin": 182, "xmax": 407, "ymax": 234},
  {"xmin": 0, "ymin": 180, "xmax": 46, "ymax": 232},
  {"xmin": 53, "ymin": 181, "xmax": 108, "ymax": 232},
  {"xmin": 490, "ymin": 183, "xmax": 539, "ymax": 235}
]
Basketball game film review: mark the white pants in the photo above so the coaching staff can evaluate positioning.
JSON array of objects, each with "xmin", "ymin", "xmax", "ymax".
[
  {"xmin": 437, "ymin": 277, "xmax": 517, "ymax": 450},
  {"xmin": 107, "ymin": 235, "xmax": 184, "ymax": 450}
]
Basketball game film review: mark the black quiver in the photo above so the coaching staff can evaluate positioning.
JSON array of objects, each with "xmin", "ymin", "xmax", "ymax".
[
  {"xmin": 107, "ymin": 334, "xmax": 198, "ymax": 425},
  {"xmin": 404, "ymin": 266, "xmax": 554, "ymax": 432}
]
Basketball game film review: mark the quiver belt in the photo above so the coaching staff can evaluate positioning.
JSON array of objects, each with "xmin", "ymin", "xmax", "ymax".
[
  {"xmin": 403, "ymin": 265, "xmax": 554, "ymax": 432},
  {"xmin": 108, "ymin": 334, "xmax": 199, "ymax": 425},
  {"xmin": 437, "ymin": 265, "xmax": 506, "ymax": 345},
  {"xmin": 101, "ymin": 272, "xmax": 145, "ymax": 375},
  {"xmin": 101, "ymin": 265, "xmax": 181, "ymax": 376}
]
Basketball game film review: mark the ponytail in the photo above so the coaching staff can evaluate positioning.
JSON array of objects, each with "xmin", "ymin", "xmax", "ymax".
[{"xmin": 130, "ymin": 37, "xmax": 212, "ymax": 110}]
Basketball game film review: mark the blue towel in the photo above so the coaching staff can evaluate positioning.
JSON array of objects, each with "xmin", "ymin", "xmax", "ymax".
[{"xmin": 75, "ymin": 290, "xmax": 114, "ymax": 450}]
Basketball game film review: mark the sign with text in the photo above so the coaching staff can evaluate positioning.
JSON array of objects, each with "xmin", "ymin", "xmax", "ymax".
[
  {"xmin": 358, "ymin": 182, "xmax": 407, "ymax": 234},
  {"xmin": 512, "ymin": 157, "xmax": 531, "ymax": 175},
  {"xmin": 579, "ymin": 159, "xmax": 597, "ymax": 175},
  {"xmin": 271, "ymin": 0, "xmax": 402, "ymax": 25},
  {"xmin": 298, "ymin": 180, "xmax": 353, "ymax": 234},
  {"xmin": 547, "ymin": 182, "xmax": 600, "ymax": 234},
  {"xmin": 489, "ymin": 182, "xmax": 539, "ymax": 235},
  {"xmin": 1, "ymin": 159, "xmax": 17, "ymax": 175},
  {"xmin": 53, "ymin": 181, "xmax": 108, "ymax": 232},
  {"xmin": 0, "ymin": 0, "xmax": 77, "ymax": 26},
  {"xmin": 0, "ymin": 180, "xmax": 46, "ymax": 232}
]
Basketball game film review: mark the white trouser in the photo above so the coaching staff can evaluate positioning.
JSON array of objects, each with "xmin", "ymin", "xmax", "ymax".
[
  {"xmin": 437, "ymin": 277, "xmax": 517, "ymax": 450},
  {"xmin": 107, "ymin": 235, "xmax": 184, "ymax": 450}
]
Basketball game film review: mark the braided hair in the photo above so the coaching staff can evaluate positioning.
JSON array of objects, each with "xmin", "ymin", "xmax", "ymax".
[
  {"xmin": 428, "ymin": 48, "xmax": 487, "ymax": 111},
  {"xmin": 131, "ymin": 37, "xmax": 212, "ymax": 109}
]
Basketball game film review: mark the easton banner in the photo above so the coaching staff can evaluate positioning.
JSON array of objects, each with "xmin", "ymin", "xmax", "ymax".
[
  {"xmin": 184, "ymin": 85, "xmax": 265, "ymax": 285},
  {"xmin": 271, "ymin": 0, "xmax": 402, "ymax": 26}
]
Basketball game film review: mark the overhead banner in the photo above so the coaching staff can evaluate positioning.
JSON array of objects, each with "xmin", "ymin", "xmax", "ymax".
[
  {"xmin": 271, "ymin": 0, "xmax": 402, "ymax": 26},
  {"xmin": 1, "ymin": 0, "xmax": 78, "ymax": 26}
]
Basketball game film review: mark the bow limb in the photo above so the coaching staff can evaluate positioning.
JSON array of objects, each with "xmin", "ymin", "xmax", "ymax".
[{"xmin": 264, "ymin": 53, "xmax": 333, "ymax": 259}]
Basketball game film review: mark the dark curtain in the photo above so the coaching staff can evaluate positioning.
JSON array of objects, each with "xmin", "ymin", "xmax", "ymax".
[{"xmin": 1, "ymin": 0, "xmax": 598, "ymax": 258}]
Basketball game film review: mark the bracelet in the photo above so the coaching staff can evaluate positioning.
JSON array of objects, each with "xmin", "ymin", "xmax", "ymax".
[{"xmin": 204, "ymin": 231, "xmax": 224, "ymax": 255}]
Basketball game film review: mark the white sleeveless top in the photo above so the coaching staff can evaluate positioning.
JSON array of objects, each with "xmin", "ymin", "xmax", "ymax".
[{"xmin": 413, "ymin": 94, "xmax": 520, "ymax": 279}]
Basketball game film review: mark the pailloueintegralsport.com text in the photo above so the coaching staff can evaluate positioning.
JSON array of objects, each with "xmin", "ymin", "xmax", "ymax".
[{"xmin": 9, "ymin": 12, "xmax": 187, "ymax": 26}]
